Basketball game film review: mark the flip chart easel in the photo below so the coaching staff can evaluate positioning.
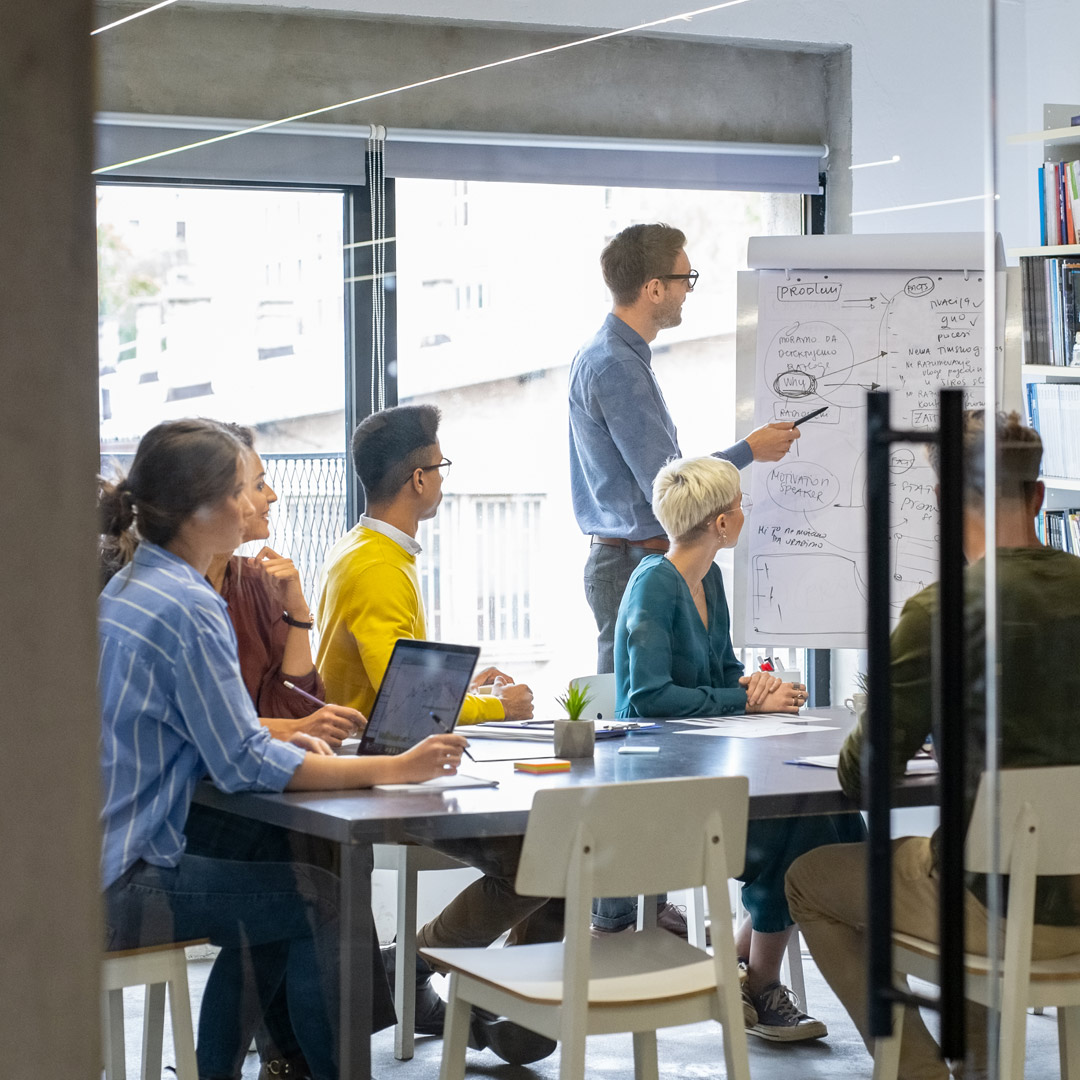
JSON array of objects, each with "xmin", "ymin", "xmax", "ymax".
[{"xmin": 733, "ymin": 233, "xmax": 1007, "ymax": 649}]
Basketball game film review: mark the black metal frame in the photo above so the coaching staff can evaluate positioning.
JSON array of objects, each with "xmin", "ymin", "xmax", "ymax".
[
  {"xmin": 803, "ymin": 170, "xmax": 831, "ymax": 706},
  {"xmin": 865, "ymin": 388, "xmax": 966, "ymax": 1057},
  {"xmin": 344, "ymin": 165, "xmax": 397, "ymax": 526}
]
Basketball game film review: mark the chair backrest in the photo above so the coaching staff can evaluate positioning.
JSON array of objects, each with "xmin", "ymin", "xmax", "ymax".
[
  {"xmin": 514, "ymin": 775, "xmax": 748, "ymax": 899},
  {"xmin": 569, "ymin": 672, "xmax": 617, "ymax": 720},
  {"xmin": 966, "ymin": 766, "xmax": 1080, "ymax": 876}
]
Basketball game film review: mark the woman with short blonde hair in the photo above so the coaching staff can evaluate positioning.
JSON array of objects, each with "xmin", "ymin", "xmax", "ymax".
[
  {"xmin": 652, "ymin": 455, "xmax": 741, "ymax": 542},
  {"xmin": 606, "ymin": 454, "xmax": 865, "ymax": 1045}
]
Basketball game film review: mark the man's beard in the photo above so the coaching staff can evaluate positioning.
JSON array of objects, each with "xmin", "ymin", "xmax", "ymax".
[{"xmin": 655, "ymin": 301, "xmax": 683, "ymax": 330}]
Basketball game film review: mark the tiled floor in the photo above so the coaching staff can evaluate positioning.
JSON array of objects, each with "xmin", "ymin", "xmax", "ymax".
[{"xmin": 114, "ymin": 944, "xmax": 1065, "ymax": 1079}]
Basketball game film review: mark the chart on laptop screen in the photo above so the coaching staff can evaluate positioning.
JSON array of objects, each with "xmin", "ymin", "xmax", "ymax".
[{"xmin": 365, "ymin": 644, "xmax": 478, "ymax": 754}]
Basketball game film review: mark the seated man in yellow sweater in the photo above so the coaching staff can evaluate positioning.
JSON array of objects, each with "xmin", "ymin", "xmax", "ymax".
[
  {"xmin": 317, "ymin": 404, "xmax": 533, "ymax": 723},
  {"xmin": 316, "ymin": 403, "xmax": 555, "ymax": 1066}
]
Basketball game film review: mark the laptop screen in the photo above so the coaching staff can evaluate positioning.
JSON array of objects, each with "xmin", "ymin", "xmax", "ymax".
[{"xmin": 357, "ymin": 639, "xmax": 480, "ymax": 756}]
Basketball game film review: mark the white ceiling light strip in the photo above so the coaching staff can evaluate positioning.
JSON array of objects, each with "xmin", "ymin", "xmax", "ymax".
[
  {"xmin": 851, "ymin": 193, "xmax": 998, "ymax": 217},
  {"xmin": 92, "ymin": 0, "xmax": 181, "ymax": 36},
  {"xmin": 849, "ymin": 155, "xmax": 900, "ymax": 170},
  {"xmin": 93, "ymin": 0, "xmax": 754, "ymax": 174}
]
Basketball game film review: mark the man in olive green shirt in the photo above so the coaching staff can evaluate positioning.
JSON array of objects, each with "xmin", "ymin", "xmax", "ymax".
[{"xmin": 786, "ymin": 411, "xmax": 1080, "ymax": 1079}]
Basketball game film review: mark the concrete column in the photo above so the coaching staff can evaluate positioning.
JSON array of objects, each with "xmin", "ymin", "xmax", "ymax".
[{"xmin": 0, "ymin": 1, "xmax": 102, "ymax": 1074}]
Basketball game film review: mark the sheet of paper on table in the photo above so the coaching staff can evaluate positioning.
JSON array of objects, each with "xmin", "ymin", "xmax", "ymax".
[
  {"xmin": 670, "ymin": 717, "xmax": 839, "ymax": 739},
  {"xmin": 374, "ymin": 773, "xmax": 499, "ymax": 792},
  {"xmin": 785, "ymin": 753, "xmax": 940, "ymax": 776}
]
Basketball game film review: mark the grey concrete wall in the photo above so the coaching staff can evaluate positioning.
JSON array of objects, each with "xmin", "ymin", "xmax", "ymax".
[
  {"xmin": 0, "ymin": 0, "xmax": 103, "ymax": 1074},
  {"xmin": 93, "ymin": 5, "xmax": 851, "ymax": 216}
]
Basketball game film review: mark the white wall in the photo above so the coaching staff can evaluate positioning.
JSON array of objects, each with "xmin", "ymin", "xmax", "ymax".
[{"xmin": 219, "ymin": 0, "xmax": 1079, "ymax": 249}]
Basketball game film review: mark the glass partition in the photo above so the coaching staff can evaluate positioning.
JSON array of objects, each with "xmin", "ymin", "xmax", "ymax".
[{"xmin": 88, "ymin": 2, "xmax": 1068, "ymax": 1078}]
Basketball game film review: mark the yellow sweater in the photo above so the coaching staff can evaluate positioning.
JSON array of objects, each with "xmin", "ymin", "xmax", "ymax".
[{"xmin": 315, "ymin": 523, "xmax": 503, "ymax": 724}]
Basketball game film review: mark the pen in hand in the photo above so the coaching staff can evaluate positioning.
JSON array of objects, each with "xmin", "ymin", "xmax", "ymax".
[
  {"xmin": 430, "ymin": 711, "xmax": 475, "ymax": 762},
  {"xmin": 283, "ymin": 680, "xmax": 328, "ymax": 708}
]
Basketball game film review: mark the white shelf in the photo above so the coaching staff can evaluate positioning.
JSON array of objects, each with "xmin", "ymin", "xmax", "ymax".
[
  {"xmin": 1023, "ymin": 364, "xmax": 1080, "ymax": 378},
  {"xmin": 1043, "ymin": 477, "xmax": 1080, "ymax": 490},
  {"xmin": 1008, "ymin": 125, "xmax": 1080, "ymax": 148},
  {"xmin": 1009, "ymin": 246, "xmax": 1080, "ymax": 257}
]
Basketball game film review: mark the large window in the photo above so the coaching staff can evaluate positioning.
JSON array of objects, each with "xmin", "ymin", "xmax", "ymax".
[
  {"xmin": 96, "ymin": 178, "xmax": 804, "ymax": 700},
  {"xmin": 96, "ymin": 183, "xmax": 349, "ymax": 604},
  {"xmin": 97, "ymin": 184, "xmax": 346, "ymax": 455}
]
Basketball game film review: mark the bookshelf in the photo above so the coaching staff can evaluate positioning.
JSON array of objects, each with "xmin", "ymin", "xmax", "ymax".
[{"xmin": 1013, "ymin": 105, "xmax": 1080, "ymax": 550}]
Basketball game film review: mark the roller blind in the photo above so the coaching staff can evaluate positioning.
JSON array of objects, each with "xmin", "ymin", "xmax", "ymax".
[{"xmin": 95, "ymin": 114, "xmax": 825, "ymax": 193}]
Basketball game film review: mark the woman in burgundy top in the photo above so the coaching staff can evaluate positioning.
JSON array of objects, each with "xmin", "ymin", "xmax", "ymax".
[{"xmin": 205, "ymin": 430, "xmax": 356, "ymax": 748}]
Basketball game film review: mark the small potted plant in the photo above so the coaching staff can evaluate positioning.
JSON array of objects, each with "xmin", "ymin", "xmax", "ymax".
[{"xmin": 553, "ymin": 683, "xmax": 595, "ymax": 758}]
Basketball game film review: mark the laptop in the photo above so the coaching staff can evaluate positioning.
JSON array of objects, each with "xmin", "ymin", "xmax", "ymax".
[{"xmin": 356, "ymin": 639, "xmax": 480, "ymax": 757}]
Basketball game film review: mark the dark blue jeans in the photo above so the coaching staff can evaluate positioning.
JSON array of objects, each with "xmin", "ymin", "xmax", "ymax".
[
  {"xmin": 104, "ymin": 853, "xmax": 339, "ymax": 1080},
  {"xmin": 583, "ymin": 540, "xmax": 657, "ymax": 674}
]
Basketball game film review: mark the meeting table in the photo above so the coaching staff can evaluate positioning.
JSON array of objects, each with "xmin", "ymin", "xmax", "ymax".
[{"xmin": 192, "ymin": 705, "xmax": 936, "ymax": 1078}]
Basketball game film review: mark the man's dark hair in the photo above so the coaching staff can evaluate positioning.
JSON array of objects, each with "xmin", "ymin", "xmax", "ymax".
[
  {"xmin": 600, "ymin": 223, "xmax": 687, "ymax": 307},
  {"xmin": 351, "ymin": 404, "xmax": 442, "ymax": 503}
]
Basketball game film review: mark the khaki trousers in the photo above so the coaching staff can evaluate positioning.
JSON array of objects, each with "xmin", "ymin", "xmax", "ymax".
[
  {"xmin": 415, "ymin": 835, "xmax": 563, "ymax": 961},
  {"xmin": 786, "ymin": 837, "xmax": 1080, "ymax": 1080}
]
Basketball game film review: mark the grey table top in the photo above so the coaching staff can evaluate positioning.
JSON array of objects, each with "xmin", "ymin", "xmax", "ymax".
[{"xmin": 193, "ymin": 707, "xmax": 937, "ymax": 845}]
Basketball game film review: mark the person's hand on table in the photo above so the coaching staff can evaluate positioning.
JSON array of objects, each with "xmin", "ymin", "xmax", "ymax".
[
  {"xmin": 745, "ymin": 421, "xmax": 799, "ymax": 462},
  {"xmin": 290, "ymin": 732, "xmax": 334, "ymax": 755},
  {"xmin": 395, "ymin": 734, "xmax": 466, "ymax": 782},
  {"xmin": 746, "ymin": 680, "xmax": 807, "ymax": 715},
  {"xmin": 494, "ymin": 677, "xmax": 534, "ymax": 720},
  {"xmin": 471, "ymin": 666, "xmax": 513, "ymax": 690},
  {"xmin": 739, "ymin": 671, "xmax": 783, "ymax": 707},
  {"xmin": 299, "ymin": 704, "xmax": 364, "ymax": 747}
]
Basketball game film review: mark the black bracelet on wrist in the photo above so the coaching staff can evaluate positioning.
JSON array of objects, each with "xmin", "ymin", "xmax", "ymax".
[{"xmin": 282, "ymin": 612, "xmax": 314, "ymax": 630}]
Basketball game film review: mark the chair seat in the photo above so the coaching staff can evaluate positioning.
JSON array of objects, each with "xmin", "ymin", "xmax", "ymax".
[
  {"xmin": 104, "ymin": 938, "xmax": 210, "ymax": 963},
  {"xmin": 893, "ymin": 932, "xmax": 1080, "ymax": 983},
  {"xmin": 423, "ymin": 928, "xmax": 722, "ymax": 1006}
]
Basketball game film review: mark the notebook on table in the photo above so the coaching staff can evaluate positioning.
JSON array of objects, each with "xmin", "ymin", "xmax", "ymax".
[{"xmin": 356, "ymin": 639, "xmax": 480, "ymax": 757}]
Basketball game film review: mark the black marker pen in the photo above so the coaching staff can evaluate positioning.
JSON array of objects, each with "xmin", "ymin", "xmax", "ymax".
[{"xmin": 793, "ymin": 405, "xmax": 828, "ymax": 427}]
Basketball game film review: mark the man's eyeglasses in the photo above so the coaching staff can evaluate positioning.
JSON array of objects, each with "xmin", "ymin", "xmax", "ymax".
[
  {"xmin": 660, "ymin": 269, "xmax": 699, "ymax": 291},
  {"xmin": 419, "ymin": 457, "xmax": 452, "ymax": 476}
]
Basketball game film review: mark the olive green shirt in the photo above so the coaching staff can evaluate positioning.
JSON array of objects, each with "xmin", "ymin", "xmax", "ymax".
[{"xmin": 838, "ymin": 546, "xmax": 1080, "ymax": 925}]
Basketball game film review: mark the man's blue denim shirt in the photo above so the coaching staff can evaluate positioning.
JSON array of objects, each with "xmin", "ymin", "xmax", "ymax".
[{"xmin": 568, "ymin": 313, "xmax": 751, "ymax": 541}]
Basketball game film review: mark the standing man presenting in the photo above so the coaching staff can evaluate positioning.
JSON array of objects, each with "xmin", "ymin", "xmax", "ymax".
[{"xmin": 569, "ymin": 223, "xmax": 799, "ymax": 672}]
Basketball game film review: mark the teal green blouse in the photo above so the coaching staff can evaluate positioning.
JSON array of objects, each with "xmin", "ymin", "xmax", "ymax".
[{"xmin": 614, "ymin": 554, "xmax": 748, "ymax": 718}]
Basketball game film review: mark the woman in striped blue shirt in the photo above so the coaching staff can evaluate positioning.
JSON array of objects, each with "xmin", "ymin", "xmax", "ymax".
[{"xmin": 99, "ymin": 418, "xmax": 465, "ymax": 1080}]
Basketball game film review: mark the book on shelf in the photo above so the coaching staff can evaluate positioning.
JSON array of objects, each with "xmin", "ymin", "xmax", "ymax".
[
  {"xmin": 1025, "ymin": 382, "xmax": 1080, "ymax": 478},
  {"xmin": 1037, "ymin": 161, "xmax": 1080, "ymax": 247},
  {"xmin": 1020, "ymin": 254, "xmax": 1080, "ymax": 366},
  {"xmin": 1039, "ymin": 509, "xmax": 1080, "ymax": 555}
]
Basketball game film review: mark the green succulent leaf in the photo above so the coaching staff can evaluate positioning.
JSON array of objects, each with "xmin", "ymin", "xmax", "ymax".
[{"xmin": 555, "ymin": 683, "xmax": 594, "ymax": 721}]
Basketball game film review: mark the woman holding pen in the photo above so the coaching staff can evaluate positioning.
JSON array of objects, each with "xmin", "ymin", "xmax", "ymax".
[{"xmin": 99, "ymin": 418, "xmax": 464, "ymax": 1080}]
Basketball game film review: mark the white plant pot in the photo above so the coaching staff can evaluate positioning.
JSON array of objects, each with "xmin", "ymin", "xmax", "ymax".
[{"xmin": 553, "ymin": 719, "xmax": 595, "ymax": 758}]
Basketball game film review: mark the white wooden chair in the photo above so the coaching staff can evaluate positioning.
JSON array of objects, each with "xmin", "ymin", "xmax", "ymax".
[
  {"xmin": 570, "ymin": 673, "xmax": 712, "ymax": 947},
  {"xmin": 372, "ymin": 842, "xmax": 470, "ymax": 1060},
  {"xmin": 873, "ymin": 766, "xmax": 1080, "ymax": 1080},
  {"xmin": 422, "ymin": 775, "xmax": 752, "ymax": 1080},
  {"xmin": 569, "ymin": 673, "xmax": 617, "ymax": 720},
  {"xmin": 101, "ymin": 938, "xmax": 203, "ymax": 1080}
]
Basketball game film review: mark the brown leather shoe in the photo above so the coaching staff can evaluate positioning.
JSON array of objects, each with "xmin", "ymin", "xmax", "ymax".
[{"xmin": 656, "ymin": 902, "xmax": 712, "ymax": 947}]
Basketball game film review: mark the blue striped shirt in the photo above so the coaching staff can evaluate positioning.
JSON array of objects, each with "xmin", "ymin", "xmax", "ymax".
[{"xmin": 98, "ymin": 542, "xmax": 305, "ymax": 888}]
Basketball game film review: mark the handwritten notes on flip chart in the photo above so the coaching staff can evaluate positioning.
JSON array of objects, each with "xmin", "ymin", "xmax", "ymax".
[{"xmin": 742, "ymin": 260, "xmax": 1004, "ymax": 649}]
